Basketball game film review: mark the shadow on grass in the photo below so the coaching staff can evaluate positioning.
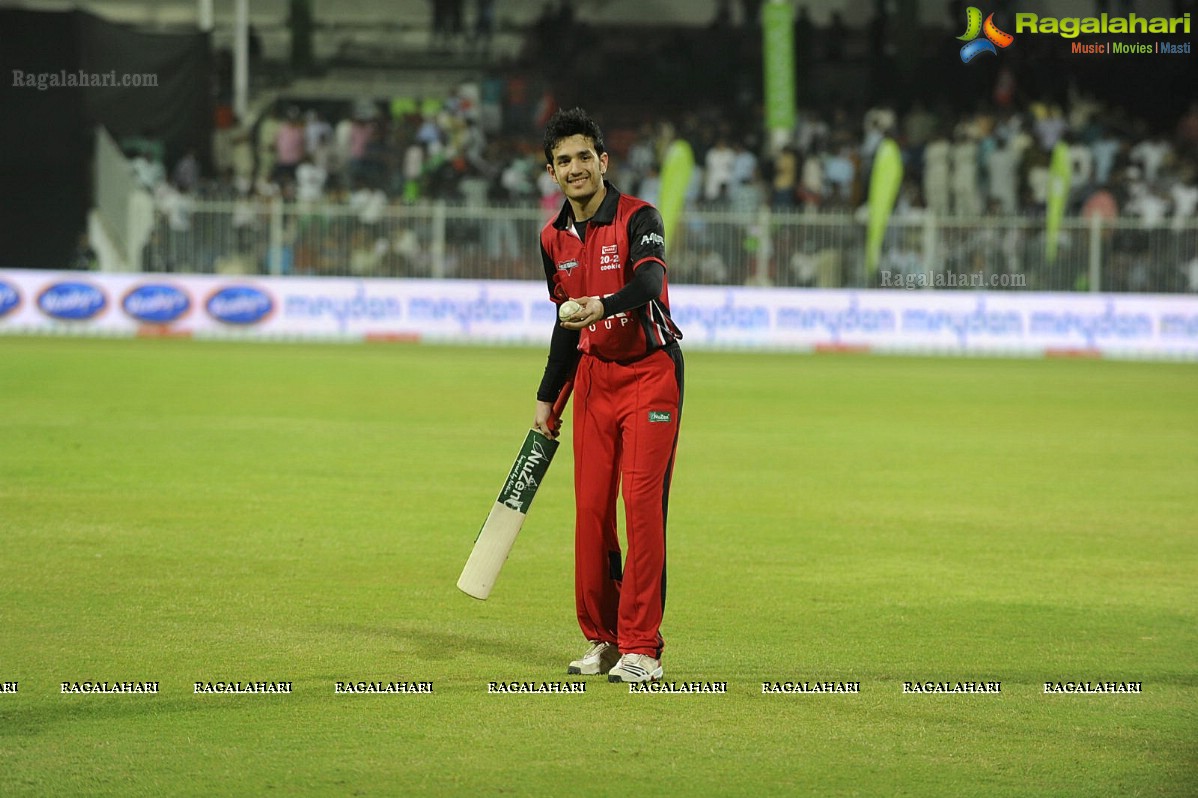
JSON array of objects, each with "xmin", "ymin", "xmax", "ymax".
[
  {"xmin": 0, "ymin": 696, "xmax": 213, "ymax": 737},
  {"xmin": 313, "ymin": 621, "xmax": 567, "ymax": 672}
]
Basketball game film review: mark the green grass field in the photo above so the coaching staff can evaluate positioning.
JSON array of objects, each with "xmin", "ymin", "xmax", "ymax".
[{"xmin": 0, "ymin": 337, "xmax": 1195, "ymax": 796}]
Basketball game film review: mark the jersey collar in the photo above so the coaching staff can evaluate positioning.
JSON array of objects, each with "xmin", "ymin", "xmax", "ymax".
[{"xmin": 552, "ymin": 180, "xmax": 621, "ymax": 230}]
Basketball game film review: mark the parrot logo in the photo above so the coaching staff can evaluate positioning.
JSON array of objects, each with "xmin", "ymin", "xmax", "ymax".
[{"xmin": 957, "ymin": 7, "xmax": 1014, "ymax": 63}]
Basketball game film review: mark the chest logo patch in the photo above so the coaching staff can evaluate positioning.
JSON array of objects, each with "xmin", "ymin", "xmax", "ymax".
[
  {"xmin": 556, "ymin": 259, "xmax": 579, "ymax": 275},
  {"xmin": 599, "ymin": 244, "xmax": 620, "ymax": 271}
]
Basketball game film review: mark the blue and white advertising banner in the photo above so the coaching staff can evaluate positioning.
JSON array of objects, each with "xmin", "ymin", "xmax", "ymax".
[{"xmin": 1, "ymin": 270, "xmax": 1196, "ymax": 360}]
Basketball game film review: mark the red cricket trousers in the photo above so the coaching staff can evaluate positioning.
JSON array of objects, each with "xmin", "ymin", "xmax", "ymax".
[{"xmin": 571, "ymin": 344, "xmax": 683, "ymax": 658}]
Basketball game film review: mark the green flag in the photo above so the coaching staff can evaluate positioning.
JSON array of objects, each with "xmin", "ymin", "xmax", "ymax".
[
  {"xmin": 762, "ymin": 1, "xmax": 796, "ymax": 134},
  {"xmin": 1046, "ymin": 141, "xmax": 1071, "ymax": 266},
  {"xmin": 865, "ymin": 138, "xmax": 903, "ymax": 278},
  {"xmin": 658, "ymin": 139, "xmax": 694, "ymax": 257}
]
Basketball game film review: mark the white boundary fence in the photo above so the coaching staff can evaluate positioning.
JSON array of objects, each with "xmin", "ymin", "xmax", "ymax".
[
  {"xmin": 112, "ymin": 199, "xmax": 1198, "ymax": 295},
  {"xmin": 3, "ymin": 269, "xmax": 1197, "ymax": 360}
]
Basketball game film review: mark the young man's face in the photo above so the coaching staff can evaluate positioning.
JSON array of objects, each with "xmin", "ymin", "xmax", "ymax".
[{"xmin": 547, "ymin": 134, "xmax": 608, "ymax": 206}]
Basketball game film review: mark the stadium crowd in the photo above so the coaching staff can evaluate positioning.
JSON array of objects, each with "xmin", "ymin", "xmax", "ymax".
[
  {"xmin": 141, "ymin": 86, "xmax": 1198, "ymax": 229},
  {"xmin": 122, "ymin": 2, "xmax": 1198, "ymax": 290}
]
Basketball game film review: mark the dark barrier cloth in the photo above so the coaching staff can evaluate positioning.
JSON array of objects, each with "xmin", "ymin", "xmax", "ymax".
[{"xmin": 0, "ymin": 9, "xmax": 211, "ymax": 269}]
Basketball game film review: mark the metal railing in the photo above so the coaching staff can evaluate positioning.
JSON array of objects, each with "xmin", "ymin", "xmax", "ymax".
[{"xmin": 136, "ymin": 199, "xmax": 1198, "ymax": 293}]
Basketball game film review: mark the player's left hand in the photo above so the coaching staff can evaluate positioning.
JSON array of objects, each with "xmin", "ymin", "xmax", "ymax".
[{"xmin": 560, "ymin": 296, "xmax": 604, "ymax": 330}]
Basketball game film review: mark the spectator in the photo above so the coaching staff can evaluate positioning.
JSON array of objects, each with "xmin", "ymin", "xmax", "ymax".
[
  {"xmin": 703, "ymin": 136, "xmax": 736, "ymax": 204},
  {"xmin": 822, "ymin": 142, "xmax": 855, "ymax": 207},
  {"xmin": 447, "ymin": 0, "xmax": 466, "ymax": 46},
  {"xmin": 696, "ymin": 246, "xmax": 730, "ymax": 284},
  {"xmin": 156, "ymin": 180, "xmax": 195, "ymax": 272},
  {"xmin": 349, "ymin": 181, "xmax": 388, "ymax": 230},
  {"xmin": 638, "ymin": 165, "xmax": 662, "ymax": 208},
  {"xmin": 771, "ymin": 145, "xmax": 798, "ymax": 209},
  {"xmin": 794, "ymin": 6, "xmax": 814, "ymax": 67},
  {"xmin": 739, "ymin": 0, "xmax": 762, "ymax": 28},
  {"xmin": 923, "ymin": 132, "xmax": 951, "ymax": 216},
  {"xmin": 295, "ymin": 154, "xmax": 327, "ymax": 205},
  {"xmin": 1066, "ymin": 135, "xmax": 1095, "ymax": 193},
  {"xmin": 985, "ymin": 137, "xmax": 1019, "ymax": 215},
  {"xmin": 310, "ymin": 129, "xmax": 339, "ymax": 189},
  {"xmin": 798, "ymin": 145, "xmax": 824, "ymax": 209},
  {"xmin": 903, "ymin": 101, "xmax": 936, "ymax": 157},
  {"xmin": 795, "ymin": 111, "xmax": 829, "ymax": 157},
  {"xmin": 274, "ymin": 107, "xmax": 306, "ymax": 182},
  {"xmin": 1169, "ymin": 173, "xmax": 1197, "ymax": 231},
  {"xmin": 1031, "ymin": 103, "xmax": 1068, "ymax": 151},
  {"xmin": 731, "ymin": 138, "xmax": 758, "ymax": 189},
  {"xmin": 1130, "ymin": 134, "xmax": 1171, "ymax": 183},
  {"xmin": 1176, "ymin": 101, "xmax": 1198, "ymax": 155},
  {"xmin": 471, "ymin": 0, "xmax": 496, "ymax": 54},
  {"xmin": 230, "ymin": 126, "xmax": 255, "ymax": 193},
  {"xmin": 993, "ymin": 64, "xmax": 1017, "ymax": 109},
  {"xmin": 950, "ymin": 127, "xmax": 980, "ymax": 216},
  {"xmin": 131, "ymin": 148, "xmax": 166, "ymax": 190},
  {"xmin": 1081, "ymin": 184, "xmax": 1118, "ymax": 223},
  {"xmin": 825, "ymin": 12, "xmax": 847, "ymax": 61},
  {"xmin": 403, "ymin": 140, "xmax": 425, "ymax": 202},
  {"xmin": 1090, "ymin": 127, "xmax": 1122, "ymax": 186},
  {"xmin": 430, "ymin": 0, "xmax": 448, "ymax": 47},
  {"xmin": 347, "ymin": 111, "xmax": 376, "ymax": 187},
  {"xmin": 304, "ymin": 110, "xmax": 333, "ymax": 157},
  {"xmin": 416, "ymin": 113, "xmax": 444, "ymax": 159},
  {"xmin": 71, "ymin": 233, "xmax": 97, "ymax": 270},
  {"xmin": 172, "ymin": 148, "xmax": 200, "ymax": 194},
  {"xmin": 256, "ymin": 106, "xmax": 281, "ymax": 186}
]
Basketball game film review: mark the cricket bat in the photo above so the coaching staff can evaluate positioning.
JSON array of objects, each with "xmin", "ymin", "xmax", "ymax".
[{"xmin": 457, "ymin": 379, "xmax": 573, "ymax": 600}]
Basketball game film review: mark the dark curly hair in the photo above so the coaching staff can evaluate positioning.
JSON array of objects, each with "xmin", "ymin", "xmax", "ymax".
[{"xmin": 542, "ymin": 107, "xmax": 606, "ymax": 164}]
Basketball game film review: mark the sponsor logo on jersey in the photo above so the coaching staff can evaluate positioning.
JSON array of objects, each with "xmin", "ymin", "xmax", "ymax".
[
  {"xmin": 640, "ymin": 232, "xmax": 664, "ymax": 247},
  {"xmin": 648, "ymin": 411, "xmax": 672, "ymax": 423},
  {"xmin": 556, "ymin": 259, "xmax": 579, "ymax": 275},
  {"xmin": 599, "ymin": 245, "xmax": 620, "ymax": 271}
]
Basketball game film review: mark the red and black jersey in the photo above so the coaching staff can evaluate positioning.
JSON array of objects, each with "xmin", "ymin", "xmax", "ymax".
[{"xmin": 540, "ymin": 182, "xmax": 682, "ymax": 362}]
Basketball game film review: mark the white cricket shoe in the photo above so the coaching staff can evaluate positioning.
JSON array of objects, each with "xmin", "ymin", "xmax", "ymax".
[
  {"xmin": 567, "ymin": 641, "xmax": 620, "ymax": 675},
  {"xmin": 607, "ymin": 653, "xmax": 663, "ymax": 683}
]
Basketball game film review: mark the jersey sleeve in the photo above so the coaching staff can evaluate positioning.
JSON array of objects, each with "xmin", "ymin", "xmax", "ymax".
[
  {"xmin": 541, "ymin": 241, "xmax": 557, "ymax": 300},
  {"xmin": 626, "ymin": 205, "xmax": 667, "ymax": 270},
  {"xmin": 537, "ymin": 322, "xmax": 580, "ymax": 402},
  {"xmin": 601, "ymin": 262, "xmax": 664, "ymax": 318}
]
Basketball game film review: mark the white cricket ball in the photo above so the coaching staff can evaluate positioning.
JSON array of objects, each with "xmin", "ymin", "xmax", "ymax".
[{"xmin": 559, "ymin": 300, "xmax": 582, "ymax": 320}]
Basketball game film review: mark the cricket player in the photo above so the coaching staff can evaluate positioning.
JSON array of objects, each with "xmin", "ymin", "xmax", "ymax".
[{"xmin": 533, "ymin": 108, "xmax": 684, "ymax": 684}]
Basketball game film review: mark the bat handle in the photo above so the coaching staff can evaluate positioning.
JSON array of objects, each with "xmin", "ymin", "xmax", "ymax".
[{"xmin": 549, "ymin": 378, "xmax": 574, "ymax": 431}]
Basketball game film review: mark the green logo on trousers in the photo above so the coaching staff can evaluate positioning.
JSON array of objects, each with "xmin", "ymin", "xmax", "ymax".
[{"xmin": 648, "ymin": 411, "xmax": 672, "ymax": 423}]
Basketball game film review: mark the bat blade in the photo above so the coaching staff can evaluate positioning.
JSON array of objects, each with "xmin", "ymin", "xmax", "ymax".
[
  {"xmin": 457, "ymin": 428, "xmax": 561, "ymax": 600},
  {"xmin": 456, "ymin": 501, "xmax": 528, "ymax": 600}
]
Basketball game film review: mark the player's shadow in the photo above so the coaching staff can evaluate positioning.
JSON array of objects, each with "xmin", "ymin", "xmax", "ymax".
[{"xmin": 314, "ymin": 622, "xmax": 564, "ymax": 670}]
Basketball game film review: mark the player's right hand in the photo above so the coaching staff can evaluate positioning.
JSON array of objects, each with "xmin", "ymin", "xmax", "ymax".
[
  {"xmin": 560, "ymin": 296, "xmax": 604, "ymax": 331},
  {"xmin": 533, "ymin": 400, "xmax": 558, "ymax": 439}
]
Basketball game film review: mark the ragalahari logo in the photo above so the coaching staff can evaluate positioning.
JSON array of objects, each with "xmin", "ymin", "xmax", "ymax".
[{"xmin": 957, "ymin": 7, "xmax": 1015, "ymax": 62}]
